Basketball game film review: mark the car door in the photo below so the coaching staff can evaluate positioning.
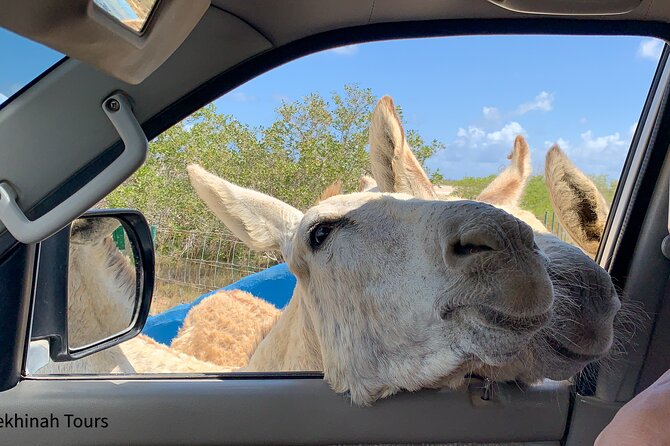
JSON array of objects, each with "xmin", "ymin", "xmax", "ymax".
[{"xmin": 2, "ymin": 3, "xmax": 670, "ymax": 445}]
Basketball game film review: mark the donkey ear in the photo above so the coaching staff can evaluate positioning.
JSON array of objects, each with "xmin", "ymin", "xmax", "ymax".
[
  {"xmin": 476, "ymin": 135, "xmax": 531, "ymax": 207},
  {"xmin": 317, "ymin": 180, "xmax": 343, "ymax": 203},
  {"xmin": 358, "ymin": 175, "xmax": 379, "ymax": 192},
  {"xmin": 369, "ymin": 96, "xmax": 437, "ymax": 200},
  {"xmin": 545, "ymin": 145, "xmax": 609, "ymax": 256},
  {"xmin": 70, "ymin": 217, "xmax": 122, "ymax": 244},
  {"xmin": 187, "ymin": 164, "xmax": 303, "ymax": 253}
]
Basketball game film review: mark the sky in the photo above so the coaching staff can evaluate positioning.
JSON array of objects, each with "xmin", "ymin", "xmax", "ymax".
[{"xmin": 1, "ymin": 28, "xmax": 663, "ymax": 180}]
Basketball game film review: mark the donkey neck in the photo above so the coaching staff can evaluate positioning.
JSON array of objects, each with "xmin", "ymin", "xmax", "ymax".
[
  {"xmin": 245, "ymin": 285, "xmax": 322, "ymax": 372},
  {"xmin": 68, "ymin": 239, "xmax": 136, "ymax": 346}
]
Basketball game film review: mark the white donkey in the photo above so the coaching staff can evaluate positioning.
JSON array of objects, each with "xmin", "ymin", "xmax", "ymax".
[
  {"xmin": 362, "ymin": 95, "xmax": 634, "ymax": 383},
  {"xmin": 187, "ymin": 158, "xmax": 623, "ymax": 405},
  {"xmin": 173, "ymin": 134, "xmax": 538, "ymax": 368}
]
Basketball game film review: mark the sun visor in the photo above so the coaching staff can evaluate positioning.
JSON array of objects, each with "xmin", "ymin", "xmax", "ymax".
[
  {"xmin": 485, "ymin": 0, "xmax": 642, "ymax": 16},
  {"xmin": 0, "ymin": 0, "xmax": 210, "ymax": 84}
]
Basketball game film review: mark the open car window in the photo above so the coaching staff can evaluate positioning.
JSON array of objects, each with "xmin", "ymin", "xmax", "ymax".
[
  {"xmin": 27, "ymin": 34, "xmax": 663, "ymax": 406},
  {"xmin": 0, "ymin": 28, "xmax": 62, "ymax": 107}
]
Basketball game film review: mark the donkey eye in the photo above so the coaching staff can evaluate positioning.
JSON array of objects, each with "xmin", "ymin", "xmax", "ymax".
[{"xmin": 309, "ymin": 223, "xmax": 335, "ymax": 249}]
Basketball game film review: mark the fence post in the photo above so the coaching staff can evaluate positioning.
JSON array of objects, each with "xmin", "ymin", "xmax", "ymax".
[
  {"xmin": 151, "ymin": 225, "xmax": 157, "ymax": 245},
  {"xmin": 550, "ymin": 212, "xmax": 556, "ymax": 233},
  {"xmin": 112, "ymin": 226, "xmax": 125, "ymax": 250},
  {"xmin": 544, "ymin": 210, "xmax": 548, "ymax": 227}
]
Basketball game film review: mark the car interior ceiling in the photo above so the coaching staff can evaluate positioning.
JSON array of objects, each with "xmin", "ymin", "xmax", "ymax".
[{"xmin": 1, "ymin": 1, "xmax": 670, "ymax": 444}]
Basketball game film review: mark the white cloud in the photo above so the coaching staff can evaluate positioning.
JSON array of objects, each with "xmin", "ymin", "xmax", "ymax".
[
  {"xmin": 539, "ymin": 127, "xmax": 634, "ymax": 179},
  {"xmin": 454, "ymin": 121, "xmax": 526, "ymax": 148},
  {"xmin": 0, "ymin": 93, "xmax": 6, "ymax": 104},
  {"xmin": 230, "ymin": 91, "xmax": 256, "ymax": 103},
  {"xmin": 429, "ymin": 121, "xmax": 527, "ymax": 178},
  {"xmin": 329, "ymin": 44, "xmax": 359, "ymax": 56},
  {"xmin": 546, "ymin": 130, "xmax": 631, "ymax": 179},
  {"xmin": 430, "ymin": 93, "xmax": 633, "ymax": 180},
  {"xmin": 544, "ymin": 137, "xmax": 570, "ymax": 150},
  {"xmin": 556, "ymin": 137, "xmax": 570, "ymax": 149},
  {"xmin": 454, "ymin": 121, "xmax": 526, "ymax": 149},
  {"xmin": 486, "ymin": 121, "xmax": 525, "ymax": 144},
  {"xmin": 455, "ymin": 125, "xmax": 486, "ymax": 147},
  {"xmin": 516, "ymin": 91, "xmax": 554, "ymax": 115},
  {"xmin": 478, "ymin": 94, "xmax": 552, "ymax": 123},
  {"xmin": 482, "ymin": 106, "xmax": 501, "ymax": 120},
  {"xmin": 580, "ymin": 130, "xmax": 627, "ymax": 152},
  {"xmin": 638, "ymin": 39, "xmax": 663, "ymax": 61}
]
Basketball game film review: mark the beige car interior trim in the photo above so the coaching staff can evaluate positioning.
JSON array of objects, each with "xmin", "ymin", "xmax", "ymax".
[{"xmin": 0, "ymin": 0, "xmax": 210, "ymax": 84}]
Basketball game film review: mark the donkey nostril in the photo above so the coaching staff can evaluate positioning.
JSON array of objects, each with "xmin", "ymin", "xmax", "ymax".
[
  {"xmin": 452, "ymin": 230, "xmax": 500, "ymax": 256},
  {"xmin": 453, "ymin": 242, "xmax": 494, "ymax": 256},
  {"xmin": 443, "ymin": 229, "xmax": 501, "ymax": 266}
]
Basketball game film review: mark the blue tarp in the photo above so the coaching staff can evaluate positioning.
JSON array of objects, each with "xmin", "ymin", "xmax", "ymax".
[{"xmin": 142, "ymin": 263, "xmax": 296, "ymax": 345}]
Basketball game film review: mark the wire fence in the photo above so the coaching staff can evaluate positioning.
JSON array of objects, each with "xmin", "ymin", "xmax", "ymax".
[
  {"xmin": 149, "ymin": 228, "xmax": 282, "ymax": 314},
  {"xmin": 543, "ymin": 210, "xmax": 573, "ymax": 243}
]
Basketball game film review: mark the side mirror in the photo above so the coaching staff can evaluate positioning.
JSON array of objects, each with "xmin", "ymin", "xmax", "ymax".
[{"xmin": 31, "ymin": 209, "xmax": 154, "ymax": 362}]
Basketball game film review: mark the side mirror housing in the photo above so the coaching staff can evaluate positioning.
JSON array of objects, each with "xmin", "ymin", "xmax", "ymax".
[{"xmin": 31, "ymin": 209, "xmax": 154, "ymax": 362}]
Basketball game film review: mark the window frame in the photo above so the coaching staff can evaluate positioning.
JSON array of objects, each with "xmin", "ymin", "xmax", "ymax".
[
  {"xmin": 2, "ymin": 16, "xmax": 670, "ymax": 446},
  {"xmin": 25, "ymin": 30, "xmax": 666, "ymax": 382}
]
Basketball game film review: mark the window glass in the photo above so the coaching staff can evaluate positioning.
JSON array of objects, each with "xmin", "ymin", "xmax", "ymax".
[
  {"xmin": 0, "ymin": 28, "xmax": 63, "ymax": 106},
  {"xmin": 32, "ymin": 35, "xmax": 662, "ymax": 383}
]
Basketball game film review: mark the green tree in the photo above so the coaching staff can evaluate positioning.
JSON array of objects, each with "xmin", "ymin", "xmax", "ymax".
[
  {"xmin": 107, "ymin": 83, "xmax": 616, "ymax": 234},
  {"xmin": 107, "ymin": 85, "xmax": 394, "ymax": 230}
]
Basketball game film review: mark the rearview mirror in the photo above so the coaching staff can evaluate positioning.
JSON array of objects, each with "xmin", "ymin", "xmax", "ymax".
[
  {"xmin": 92, "ymin": 0, "xmax": 159, "ymax": 34},
  {"xmin": 31, "ymin": 209, "xmax": 154, "ymax": 362}
]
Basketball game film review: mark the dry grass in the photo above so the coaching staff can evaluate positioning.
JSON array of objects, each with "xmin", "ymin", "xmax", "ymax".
[
  {"xmin": 150, "ymin": 282, "xmax": 202, "ymax": 316},
  {"xmin": 150, "ymin": 264, "xmax": 255, "ymax": 315}
]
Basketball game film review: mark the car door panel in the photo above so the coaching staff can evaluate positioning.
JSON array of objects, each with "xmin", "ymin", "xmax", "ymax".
[{"xmin": 0, "ymin": 378, "xmax": 568, "ymax": 445}]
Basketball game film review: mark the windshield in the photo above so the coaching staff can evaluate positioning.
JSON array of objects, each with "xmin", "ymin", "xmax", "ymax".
[{"xmin": 0, "ymin": 28, "xmax": 63, "ymax": 105}]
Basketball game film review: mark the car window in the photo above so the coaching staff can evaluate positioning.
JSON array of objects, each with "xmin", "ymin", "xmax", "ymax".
[
  {"xmin": 29, "ymin": 35, "xmax": 662, "ymax": 390},
  {"xmin": 0, "ymin": 28, "xmax": 62, "ymax": 107}
]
